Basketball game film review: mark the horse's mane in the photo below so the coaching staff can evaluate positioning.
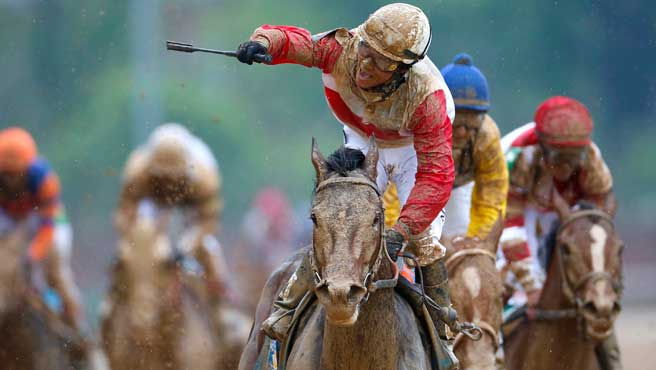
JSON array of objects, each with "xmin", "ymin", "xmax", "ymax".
[{"xmin": 325, "ymin": 146, "xmax": 366, "ymax": 177}]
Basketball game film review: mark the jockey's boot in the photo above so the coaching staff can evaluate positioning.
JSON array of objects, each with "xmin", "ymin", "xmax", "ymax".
[
  {"xmin": 261, "ymin": 251, "xmax": 313, "ymax": 342},
  {"xmin": 595, "ymin": 331, "xmax": 623, "ymax": 370},
  {"xmin": 421, "ymin": 259, "xmax": 453, "ymax": 339}
]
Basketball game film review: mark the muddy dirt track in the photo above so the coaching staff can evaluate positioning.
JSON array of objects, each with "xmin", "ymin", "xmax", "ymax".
[{"xmin": 617, "ymin": 305, "xmax": 656, "ymax": 370}]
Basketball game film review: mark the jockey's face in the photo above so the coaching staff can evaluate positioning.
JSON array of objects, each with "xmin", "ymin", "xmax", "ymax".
[
  {"xmin": 541, "ymin": 144, "xmax": 588, "ymax": 181},
  {"xmin": 452, "ymin": 109, "xmax": 485, "ymax": 149},
  {"xmin": 0, "ymin": 169, "xmax": 27, "ymax": 194},
  {"xmin": 356, "ymin": 40, "xmax": 398, "ymax": 89}
]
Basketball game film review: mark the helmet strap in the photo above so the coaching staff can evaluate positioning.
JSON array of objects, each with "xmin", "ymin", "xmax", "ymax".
[{"xmin": 364, "ymin": 68, "xmax": 410, "ymax": 100}]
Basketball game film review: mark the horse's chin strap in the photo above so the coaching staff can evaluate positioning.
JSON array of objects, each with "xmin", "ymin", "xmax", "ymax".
[{"xmin": 311, "ymin": 176, "xmax": 398, "ymax": 300}]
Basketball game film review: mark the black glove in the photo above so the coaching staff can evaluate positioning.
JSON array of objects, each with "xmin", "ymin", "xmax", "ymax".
[
  {"xmin": 385, "ymin": 229, "xmax": 405, "ymax": 262},
  {"xmin": 236, "ymin": 41, "xmax": 268, "ymax": 65}
]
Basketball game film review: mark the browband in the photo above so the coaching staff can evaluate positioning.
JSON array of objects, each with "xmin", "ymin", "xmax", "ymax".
[{"xmin": 315, "ymin": 176, "xmax": 380, "ymax": 196}]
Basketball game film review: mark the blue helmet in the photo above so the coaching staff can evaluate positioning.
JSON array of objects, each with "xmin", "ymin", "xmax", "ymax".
[{"xmin": 441, "ymin": 53, "xmax": 490, "ymax": 111}]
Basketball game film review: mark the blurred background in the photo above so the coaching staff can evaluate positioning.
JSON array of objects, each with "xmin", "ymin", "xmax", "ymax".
[{"xmin": 1, "ymin": 0, "xmax": 654, "ymax": 365}]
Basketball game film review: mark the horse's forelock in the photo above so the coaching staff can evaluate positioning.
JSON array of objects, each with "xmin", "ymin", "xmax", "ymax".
[{"xmin": 325, "ymin": 147, "xmax": 366, "ymax": 177}]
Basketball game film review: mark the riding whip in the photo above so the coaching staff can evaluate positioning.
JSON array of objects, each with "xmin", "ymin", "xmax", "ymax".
[{"xmin": 166, "ymin": 40, "xmax": 273, "ymax": 63}]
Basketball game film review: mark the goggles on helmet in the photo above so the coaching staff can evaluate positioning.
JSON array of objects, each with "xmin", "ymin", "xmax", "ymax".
[
  {"xmin": 357, "ymin": 39, "xmax": 401, "ymax": 72},
  {"xmin": 541, "ymin": 143, "xmax": 588, "ymax": 167}
]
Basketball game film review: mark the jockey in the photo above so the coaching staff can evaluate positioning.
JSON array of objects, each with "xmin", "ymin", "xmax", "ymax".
[
  {"xmin": 384, "ymin": 53, "xmax": 508, "ymax": 246},
  {"xmin": 0, "ymin": 127, "xmax": 84, "ymax": 332},
  {"xmin": 500, "ymin": 96, "xmax": 620, "ymax": 369},
  {"xmin": 115, "ymin": 123, "xmax": 229, "ymax": 302},
  {"xmin": 236, "ymin": 3, "xmax": 456, "ymax": 341}
]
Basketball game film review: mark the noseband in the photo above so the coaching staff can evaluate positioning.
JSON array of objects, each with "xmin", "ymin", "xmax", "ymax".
[{"xmin": 310, "ymin": 176, "xmax": 399, "ymax": 300}]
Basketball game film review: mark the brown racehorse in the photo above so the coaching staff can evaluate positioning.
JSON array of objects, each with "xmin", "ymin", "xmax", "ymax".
[
  {"xmin": 0, "ymin": 225, "xmax": 76, "ymax": 370},
  {"xmin": 503, "ymin": 191, "xmax": 622, "ymax": 370},
  {"xmin": 240, "ymin": 141, "xmax": 437, "ymax": 370},
  {"xmin": 101, "ymin": 213, "xmax": 248, "ymax": 370},
  {"xmin": 443, "ymin": 223, "xmax": 503, "ymax": 370}
]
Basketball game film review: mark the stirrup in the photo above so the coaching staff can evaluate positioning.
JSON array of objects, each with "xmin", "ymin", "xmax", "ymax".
[{"xmin": 261, "ymin": 309, "xmax": 294, "ymax": 341}]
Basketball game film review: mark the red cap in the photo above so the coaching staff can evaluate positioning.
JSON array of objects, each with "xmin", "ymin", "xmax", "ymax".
[{"xmin": 535, "ymin": 96, "xmax": 593, "ymax": 147}]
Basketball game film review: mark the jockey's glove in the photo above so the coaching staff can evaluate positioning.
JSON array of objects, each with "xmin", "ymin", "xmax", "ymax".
[
  {"xmin": 385, "ymin": 229, "xmax": 405, "ymax": 262},
  {"xmin": 236, "ymin": 41, "xmax": 268, "ymax": 65}
]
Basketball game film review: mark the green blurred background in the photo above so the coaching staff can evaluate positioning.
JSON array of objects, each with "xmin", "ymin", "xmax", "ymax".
[{"xmin": 1, "ymin": 0, "xmax": 654, "ymax": 313}]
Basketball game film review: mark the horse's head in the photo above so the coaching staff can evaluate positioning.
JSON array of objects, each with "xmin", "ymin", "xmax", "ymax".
[
  {"xmin": 116, "ymin": 213, "xmax": 179, "ymax": 330},
  {"xmin": 551, "ymin": 191, "xmax": 622, "ymax": 341},
  {"xmin": 309, "ymin": 138, "xmax": 388, "ymax": 326},
  {"xmin": 0, "ymin": 225, "xmax": 28, "ymax": 316}
]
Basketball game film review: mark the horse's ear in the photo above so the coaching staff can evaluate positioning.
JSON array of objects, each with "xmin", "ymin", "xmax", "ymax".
[
  {"xmin": 551, "ymin": 184, "xmax": 571, "ymax": 219},
  {"xmin": 363, "ymin": 136, "xmax": 379, "ymax": 181},
  {"xmin": 311, "ymin": 138, "xmax": 328, "ymax": 183}
]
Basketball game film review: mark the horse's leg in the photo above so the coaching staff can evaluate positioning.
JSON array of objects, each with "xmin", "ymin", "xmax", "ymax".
[{"xmin": 238, "ymin": 248, "xmax": 305, "ymax": 370}]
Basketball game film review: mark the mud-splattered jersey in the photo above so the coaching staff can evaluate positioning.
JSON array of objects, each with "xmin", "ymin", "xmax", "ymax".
[{"xmin": 250, "ymin": 25, "xmax": 455, "ymax": 235}]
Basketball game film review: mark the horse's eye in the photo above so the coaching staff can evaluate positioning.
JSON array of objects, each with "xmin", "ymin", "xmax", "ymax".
[
  {"xmin": 372, "ymin": 214, "xmax": 380, "ymax": 227},
  {"xmin": 561, "ymin": 243, "xmax": 572, "ymax": 257},
  {"xmin": 310, "ymin": 213, "xmax": 318, "ymax": 226}
]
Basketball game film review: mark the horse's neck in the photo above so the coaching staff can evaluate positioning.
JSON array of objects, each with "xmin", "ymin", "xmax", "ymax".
[
  {"xmin": 532, "ymin": 251, "xmax": 598, "ymax": 369},
  {"xmin": 320, "ymin": 262, "xmax": 400, "ymax": 370},
  {"xmin": 538, "ymin": 250, "xmax": 570, "ymax": 311}
]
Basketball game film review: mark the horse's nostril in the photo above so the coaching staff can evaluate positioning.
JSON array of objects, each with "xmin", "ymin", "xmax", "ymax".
[
  {"xmin": 323, "ymin": 282, "xmax": 366, "ymax": 304},
  {"xmin": 612, "ymin": 301, "xmax": 621, "ymax": 315},
  {"xmin": 347, "ymin": 285, "xmax": 367, "ymax": 303},
  {"xmin": 316, "ymin": 285, "xmax": 330, "ymax": 302},
  {"xmin": 583, "ymin": 301, "xmax": 597, "ymax": 315}
]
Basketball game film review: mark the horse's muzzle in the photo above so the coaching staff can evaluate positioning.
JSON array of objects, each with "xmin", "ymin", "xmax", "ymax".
[{"xmin": 316, "ymin": 280, "xmax": 367, "ymax": 326}]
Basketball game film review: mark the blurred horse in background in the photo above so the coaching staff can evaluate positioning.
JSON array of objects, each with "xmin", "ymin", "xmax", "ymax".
[
  {"xmin": 503, "ymin": 192, "xmax": 623, "ymax": 370},
  {"xmin": 443, "ymin": 224, "xmax": 503, "ymax": 370},
  {"xmin": 101, "ymin": 210, "xmax": 249, "ymax": 370},
  {"xmin": 0, "ymin": 225, "xmax": 79, "ymax": 370},
  {"xmin": 232, "ymin": 187, "xmax": 302, "ymax": 313}
]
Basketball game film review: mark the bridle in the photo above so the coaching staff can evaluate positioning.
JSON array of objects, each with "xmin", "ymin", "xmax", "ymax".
[{"xmin": 309, "ymin": 176, "xmax": 399, "ymax": 302}]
